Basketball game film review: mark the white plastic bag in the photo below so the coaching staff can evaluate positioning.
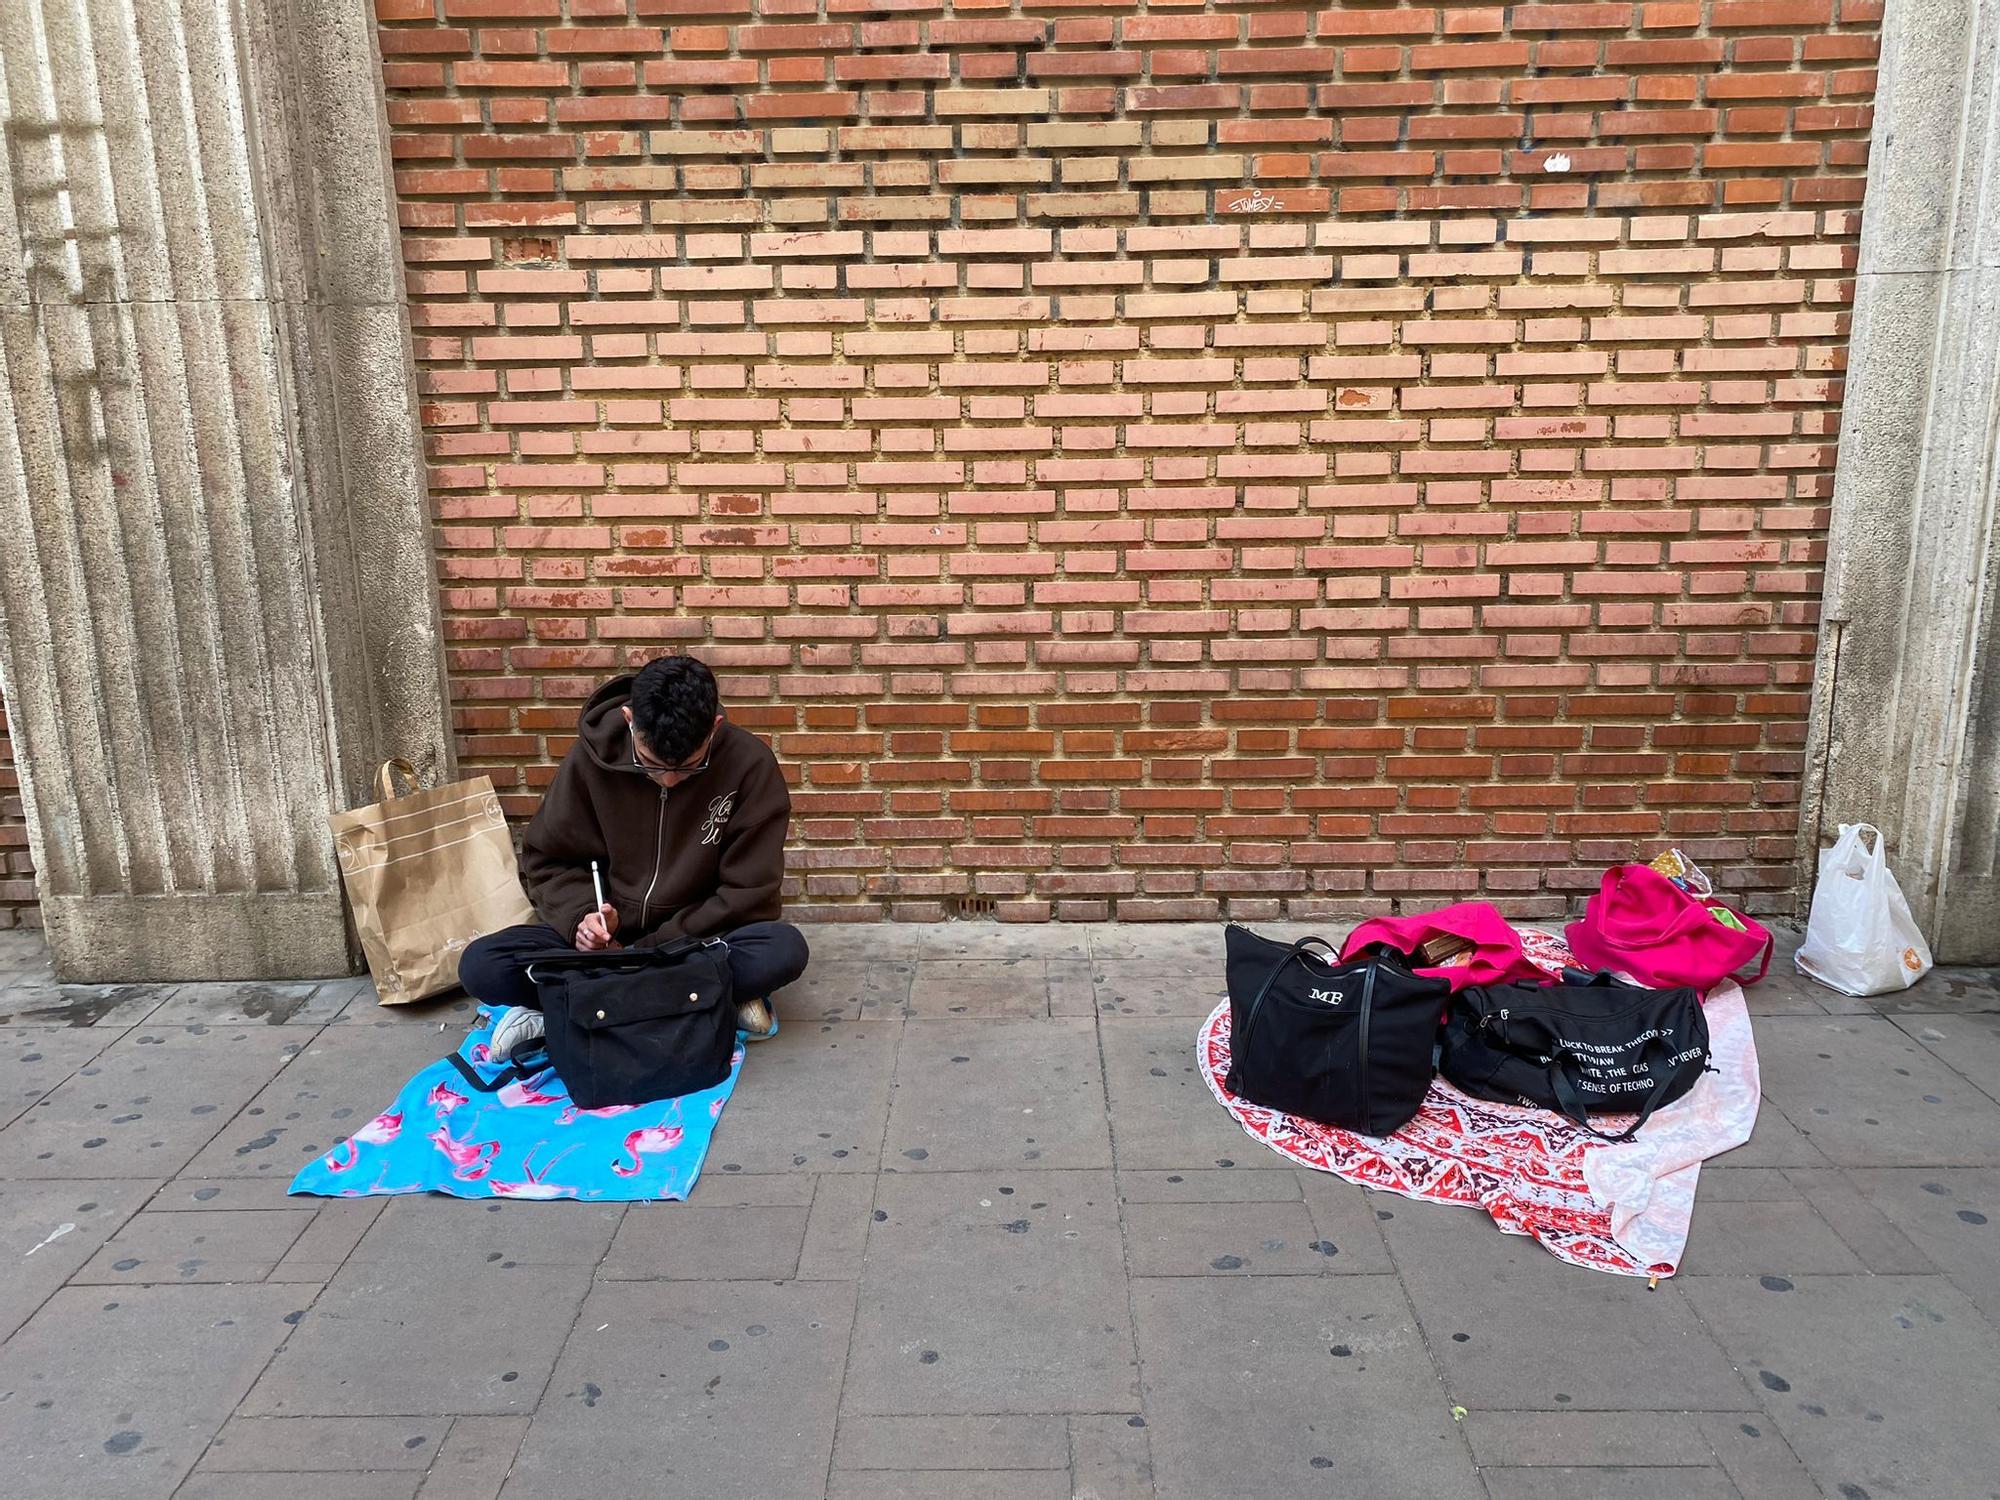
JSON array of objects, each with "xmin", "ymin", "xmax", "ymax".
[{"xmin": 1795, "ymin": 823, "xmax": 1934, "ymax": 996}]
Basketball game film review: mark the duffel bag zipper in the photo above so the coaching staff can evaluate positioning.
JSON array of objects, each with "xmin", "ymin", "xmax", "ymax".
[
  {"xmin": 1356, "ymin": 962, "xmax": 1377, "ymax": 1132},
  {"xmin": 1494, "ymin": 996, "xmax": 1672, "ymax": 1028}
]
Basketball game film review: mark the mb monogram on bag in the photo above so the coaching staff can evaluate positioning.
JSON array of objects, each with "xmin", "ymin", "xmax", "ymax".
[
  {"xmin": 1438, "ymin": 971, "xmax": 1711, "ymax": 1142},
  {"xmin": 1223, "ymin": 923, "xmax": 1452, "ymax": 1138}
]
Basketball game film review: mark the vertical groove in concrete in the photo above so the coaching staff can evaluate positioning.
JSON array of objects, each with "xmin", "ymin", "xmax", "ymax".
[
  {"xmin": 85, "ymin": 0, "xmax": 226, "ymax": 891},
  {"xmin": 0, "ymin": 42, "xmax": 27, "ymax": 308},
  {"xmin": 1940, "ymin": 0, "xmax": 2000, "ymax": 909},
  {"xmin": 56, "ymin": 0, "xmax": 183, "ymax": 896},
  {"xmin": 122, "ymin": 0, "xmax": 260, "ymax": 888},
  {"xmin": 41, "ymin": 0, "xmax": 126, "ymax": 303},
  {"xmin": 0, "ymin": 0, "xmax": 452, "ymax": 979},
  {"xmin": 1802, "ymin": 0, "xmax": 2000, "ymax": 961},
  {"xmin": 175, "ymin": 0, "xmax": 308, "ymax": 892},
  {"xmin": 0, "ymin": 0, "xmax": 122, "ymax": 896},
  {"xmin": 118, "ymin": 0, "xmax": 249, "ymax": 895}
]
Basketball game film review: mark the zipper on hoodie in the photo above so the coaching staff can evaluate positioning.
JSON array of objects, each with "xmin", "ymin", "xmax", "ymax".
[{"xmin": 639, "ymin": 785, "xmax": 666, "ymax": 931}]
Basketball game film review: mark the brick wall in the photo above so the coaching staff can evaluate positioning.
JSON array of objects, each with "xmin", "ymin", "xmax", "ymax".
[
  {"xmin": 0, "ymin": 689, "xmax": 35, "ymax": 928},
  {"xmin": 380, "ymin": 0, "xmax": 1878, "ymax": 923}
]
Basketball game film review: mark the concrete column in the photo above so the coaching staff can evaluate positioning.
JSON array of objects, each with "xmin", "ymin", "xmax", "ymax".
[
  {"xmin": 1800, "ymin": 0, "xmax": 2000, "ymax": 961},
  {"xmin": 0, "ymin": 0, "xmax": 451, "ymax": 981}
]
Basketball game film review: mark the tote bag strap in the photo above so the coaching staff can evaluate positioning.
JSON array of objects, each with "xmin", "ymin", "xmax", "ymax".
[
  {"xmin": 1737, "ymin": 929, "xmax": 1774, "ymax": 984},
  {"xmin": 1545, "ymin": 1036, "xmax": 1680, "ymax": 1145},
  {"xmin": 446, "ymin": 1046, "xmax": 552, "ymax": 1094},
  {"xmin": 374, "ymin": 757, "xmax": 421, "ymax": 803},
  {"xmin": 1236, "ymin": 936, "xmax": 1340, "ymax": 1055}
]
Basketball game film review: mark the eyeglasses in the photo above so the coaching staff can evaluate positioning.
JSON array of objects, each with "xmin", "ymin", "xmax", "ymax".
[{"xmin": 627, "ymin": 721, "xmax": 718, "ymax": 780}]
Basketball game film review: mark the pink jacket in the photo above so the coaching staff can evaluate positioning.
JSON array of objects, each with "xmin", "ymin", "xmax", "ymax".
[{"xmin": 1340, "ymin": 902, "xmax": 1544, "ymax": 991}]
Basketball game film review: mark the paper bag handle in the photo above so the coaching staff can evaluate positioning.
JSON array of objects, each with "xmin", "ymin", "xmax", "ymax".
[{"xmin": 374, "ymin": 758, "xmax": 421, "ymax": 802}]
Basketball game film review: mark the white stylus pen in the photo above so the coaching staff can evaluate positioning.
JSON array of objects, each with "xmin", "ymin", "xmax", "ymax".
[{"xmin": 591, "ymin": 859, "xmax": 607, "ymax": 912}]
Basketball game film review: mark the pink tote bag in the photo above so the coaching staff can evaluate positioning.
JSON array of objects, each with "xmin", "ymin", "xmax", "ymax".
[{"xmin": 1566, "ymin": 864, "xmax": 1773, "ymax": 993}]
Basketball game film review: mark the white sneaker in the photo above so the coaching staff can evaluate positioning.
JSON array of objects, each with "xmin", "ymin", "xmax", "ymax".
[
  {"xmin": 736, "ymin": 997, "xmax": 779, "ymax": 1041},
  {"xmin": 489, "ymin": 1005, "xmax": 546, "ymax": 1061}
]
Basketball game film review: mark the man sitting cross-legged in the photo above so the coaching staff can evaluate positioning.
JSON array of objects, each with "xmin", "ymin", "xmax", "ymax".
[{"xmin": 461, "ymin": 653, "xmax": 808, "ymax": 1058}]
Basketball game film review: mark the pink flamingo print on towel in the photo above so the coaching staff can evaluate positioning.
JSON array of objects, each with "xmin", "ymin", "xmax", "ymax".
[
  {"xmin": 429, "ymin": 1125, "xmax": 501, "ymax": 1182},
  {"xmin": 611, "ymin": 1125, "xmax": 684, "ymax": 1177},
  {"xmin": 556, "ymin": 1101, "xmax": 640, "ymax": 1125},
  {"xmin": 427, "ymin": 1082, "xmax": 467, "ymax": 1116},
  {"xmin": 323, "ymin": 1110, "xmax": 402, "ymax": 1172},
  {"xmin": 497, "ymin": 1074, "xmax": 565, "ymax": 1109},
  {"xmin": 489, "ymin": 1143, "xmax": 582, "ymax": 1199}
]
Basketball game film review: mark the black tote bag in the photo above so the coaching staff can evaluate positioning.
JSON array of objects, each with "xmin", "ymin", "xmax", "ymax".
[
  {"xmin": 1438, "ymin": 970, "xmax": 1710, "ymax": 1142},
  {"xmin": 1223, "ymin": 924, "xmax": 1452, "ymax": 1137},
  {"xmin": 517, "ymin": 938, "xmax": 736, "ymax": 1110}
]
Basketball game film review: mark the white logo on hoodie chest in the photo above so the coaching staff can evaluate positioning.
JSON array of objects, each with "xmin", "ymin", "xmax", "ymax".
[{"xmin": 700, "ymin": 792, "xmax": 735, "ymax": 846}]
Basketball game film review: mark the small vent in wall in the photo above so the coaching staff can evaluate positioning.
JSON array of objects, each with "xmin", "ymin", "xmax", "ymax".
[{"xmin": 947, "ymin": 894, "xmax": 997, "ymax": 919}]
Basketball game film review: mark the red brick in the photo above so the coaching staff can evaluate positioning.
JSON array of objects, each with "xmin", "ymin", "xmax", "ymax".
[
  {"xmin": 745, "ymin": 91, "xmax": 858, "ymax": 120},
  {"xmin": 451, "ymin": 60, "xmax": 569, "ymax": 88},
  {"xmin": 1217, "ymin": 47, "xmax": 1338, "ymax": 75},
  {"xmin": 1712, "ymin": 0, "xmax": 1833, "ymax": 23},
  {"xmin": 549, "ymin": 26, "xmax": 665, "ymax": 56},
  {"xmin": 337, "ymin": 0, "xmax": 1881, "ymax": 930},
  {"xmin": 740, "ymin": 23, "xmax": 852, "ymax": 51}
]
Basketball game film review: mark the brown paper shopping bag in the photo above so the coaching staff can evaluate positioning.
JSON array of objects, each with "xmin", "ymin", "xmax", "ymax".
[{"xmin": 329, "ymin": 759, "xmax": 537, "ymax": 1005}]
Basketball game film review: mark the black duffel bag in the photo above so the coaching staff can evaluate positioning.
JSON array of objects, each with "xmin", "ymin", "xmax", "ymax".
[
  {"xmin": 506, "ymin": 938, "xmax": 736, "ymax": 1110},
  {"xmin": 1223, "ymin": 923, "xmax": 1453, "ymax": 1137},
  {"xmin": 1439, "ymin": 969, "xmax": 1710, "ymax": 1142}
]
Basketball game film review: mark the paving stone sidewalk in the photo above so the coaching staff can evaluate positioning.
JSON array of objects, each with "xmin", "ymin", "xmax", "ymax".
[{"xmin": 0, "ymin": 922, "xmax": 1996, "ymax": 1499}]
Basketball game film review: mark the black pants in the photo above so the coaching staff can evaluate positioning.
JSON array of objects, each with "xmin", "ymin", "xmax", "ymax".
[{"xmin": 459, "ymin": 921, "xmax": 810, "ymax": 1012}]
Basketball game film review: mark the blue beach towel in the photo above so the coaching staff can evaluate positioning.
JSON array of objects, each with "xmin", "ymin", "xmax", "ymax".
[{"xmin": 289, "ymin": 1007, "xmax": 746, "ymax": 1202}]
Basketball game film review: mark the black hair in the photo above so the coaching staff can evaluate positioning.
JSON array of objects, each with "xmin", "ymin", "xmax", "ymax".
[{"xmin": 628, "ymin": 655, "xmax": 719, "ymax": 762}]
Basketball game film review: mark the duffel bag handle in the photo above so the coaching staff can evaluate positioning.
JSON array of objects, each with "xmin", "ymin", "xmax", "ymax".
[
  {"xmin": 1236, "ymin": 935, "xmax": 1341, "ymax": 1056},
  {"xmin": 1558, "ymin": 967, "xmax": 1642, "ymax": 989},
  {"xmin": 1545, "ymin": 1036, "xmax": 1679, "ymax": 1145}
]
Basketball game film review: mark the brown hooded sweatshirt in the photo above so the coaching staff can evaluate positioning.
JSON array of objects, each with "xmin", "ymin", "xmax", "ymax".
[{"xmin": 518, "ymin": 675, "xmax": 790, "ymax": 946}]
